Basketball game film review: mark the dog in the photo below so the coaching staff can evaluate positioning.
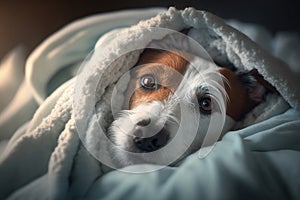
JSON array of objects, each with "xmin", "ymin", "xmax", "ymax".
[{"xmin": 108, "ymin": 49, "xmax": 275, "ymax": 167}]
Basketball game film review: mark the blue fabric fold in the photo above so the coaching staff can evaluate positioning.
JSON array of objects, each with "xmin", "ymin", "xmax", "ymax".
[{"xmin": 87, "ymin": 109, "xmax": 300, "ymax": 200}]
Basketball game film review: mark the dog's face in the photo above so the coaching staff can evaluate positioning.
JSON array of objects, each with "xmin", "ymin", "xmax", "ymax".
[{"xmin": 108, "ymin": 49, "xmax": 266, "ymax": 167}]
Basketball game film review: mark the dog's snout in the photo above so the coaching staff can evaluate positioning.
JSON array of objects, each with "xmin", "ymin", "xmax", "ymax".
[{"xmin": 133, "ymin": 129, "xmax": 169, "ymax": 152}]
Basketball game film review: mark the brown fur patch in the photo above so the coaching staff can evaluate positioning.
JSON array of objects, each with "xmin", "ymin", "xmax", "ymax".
[
  {"xmin": 218, "ymin": 68, "xmax": 259, "ymax": 121},
  {"xmin": 129, "ymin": 49, "xmax": 188, "ymax": 109}
]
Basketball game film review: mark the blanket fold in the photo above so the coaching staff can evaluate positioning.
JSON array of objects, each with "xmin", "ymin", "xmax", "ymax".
[{"xmin": 0, "ymin": 7, "xmax": 299, "ymax": 200}]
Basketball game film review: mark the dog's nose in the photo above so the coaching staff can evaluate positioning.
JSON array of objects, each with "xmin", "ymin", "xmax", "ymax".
[{"xmin": 133, "ymin": 129, "xmax": 169, "ymax": 152}]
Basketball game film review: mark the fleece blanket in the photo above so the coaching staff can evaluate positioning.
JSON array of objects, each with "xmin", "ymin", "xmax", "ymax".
[{"xmin": 0, "ymin": 7, "xmax": 300, "ymax": 200}]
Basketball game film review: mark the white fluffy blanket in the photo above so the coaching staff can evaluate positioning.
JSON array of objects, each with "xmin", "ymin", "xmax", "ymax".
[{"xmin": 0, "ymin": 7, "xmax": 299, "ymax": 199}]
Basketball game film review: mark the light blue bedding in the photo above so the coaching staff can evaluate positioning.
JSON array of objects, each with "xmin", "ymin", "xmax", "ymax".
[{"xmin": 87, "ymin": 108, "xmax": 300, "ymax": 200}]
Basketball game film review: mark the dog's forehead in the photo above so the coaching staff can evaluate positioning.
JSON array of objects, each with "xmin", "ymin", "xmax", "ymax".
[{"xmin": 135, "ymin": 49, "xmax": 189, "ymax": 75}]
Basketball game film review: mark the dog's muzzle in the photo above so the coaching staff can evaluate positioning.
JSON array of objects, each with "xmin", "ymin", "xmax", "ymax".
[{"xmin": 132, "ymin": 118, "xmax": 169, "ymax": 152}]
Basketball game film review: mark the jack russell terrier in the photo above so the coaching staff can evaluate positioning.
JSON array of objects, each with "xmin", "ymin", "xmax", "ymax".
[{"xmin": 108, "ymin": 49, "xmax": 276, "ymax": 167}]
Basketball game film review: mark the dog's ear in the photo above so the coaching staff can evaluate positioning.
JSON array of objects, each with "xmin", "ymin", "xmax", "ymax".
[
  {"xmin": 218, "ymin": 68, "xmax": 275, "ymax": 121},
  {"xmin": 248, "ymin": 69, "xmax": 277, "ymax": 93},
  {"xmin": 236, "ymin": 69, "xmax": 278, "ymax": 102}
]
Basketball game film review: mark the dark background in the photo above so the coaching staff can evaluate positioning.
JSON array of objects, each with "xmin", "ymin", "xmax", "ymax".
[{"xmin": 0, "ymin": 0, "xmax": 299, "ymax": 59}]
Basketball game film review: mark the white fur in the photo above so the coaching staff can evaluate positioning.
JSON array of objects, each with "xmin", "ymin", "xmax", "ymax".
[{"xmin": 108, "ymin": 57, "xmax": 235, "ymax": 167}]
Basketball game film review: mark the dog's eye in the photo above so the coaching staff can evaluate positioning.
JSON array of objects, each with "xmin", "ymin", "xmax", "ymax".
[
  {"xmin": 198, "ymin": 96, "xmax": 212, "ymax": 114},
  {"xmin": 140, "ymin": 74, "xmax": 158, "ymax": 90},
  {"xmin": 195, "ymin": 86, "xmax": 212, "ymax": 114}
]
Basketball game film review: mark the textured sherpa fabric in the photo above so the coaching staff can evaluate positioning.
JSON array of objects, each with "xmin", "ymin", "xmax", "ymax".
[
  {"xmin": 0, "ymin": 7, "xmax": 299, "ymax": 199},
  {"xmin": 74, "ymin": 7, "xmax": 296, "ymax": 162}
]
